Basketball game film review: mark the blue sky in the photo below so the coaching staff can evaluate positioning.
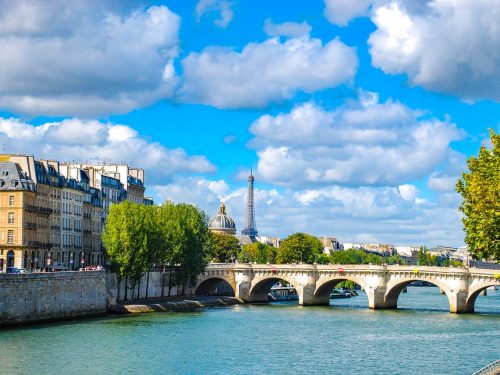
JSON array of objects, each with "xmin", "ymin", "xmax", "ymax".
[{"xmin": 0, "ymin": 0, "xmax": 499, "ymax": 246}]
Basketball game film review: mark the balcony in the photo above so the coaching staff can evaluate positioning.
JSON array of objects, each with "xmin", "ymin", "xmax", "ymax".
[
  {"xmin": 26, "ymin": 241, "xmax": 51, "ymax": 248},
  {"xmin": 24, "ymin": 222, "xmax": 37, "ymax": 229},
  {"xmin": 38, "ymin": 207, "xmax": 53, "ymax": 215},
  {"xmin": 51, "ymin": 225, "xmax": 61, "ymax": 230}
]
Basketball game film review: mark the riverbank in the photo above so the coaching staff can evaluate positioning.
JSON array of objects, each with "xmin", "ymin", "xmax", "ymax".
[{"xmin": 110, "ymin": 295, "xmax": 242, "ymax": 314}]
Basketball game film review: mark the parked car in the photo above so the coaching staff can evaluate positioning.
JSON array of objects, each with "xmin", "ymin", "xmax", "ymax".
[
  {"xmin": 19, "ymin": 268, "xmax": 30, "ymax": 273},
  {"xmin": 51, "ymin": 262, "xmax": 67, "ymax": 271},
  {"xmin": 6, "ymin": 267, "xmax": 20, "ymax": 274}
]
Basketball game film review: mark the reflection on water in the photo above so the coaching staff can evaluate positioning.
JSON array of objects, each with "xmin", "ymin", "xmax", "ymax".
[{"xmin": 0, "ymin": 288, "xmax": 498, "ymax": 375}]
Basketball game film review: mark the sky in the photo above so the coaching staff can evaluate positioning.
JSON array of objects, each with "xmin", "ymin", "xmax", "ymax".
[{"xmin": 0, "ymin": 0, "xmax": 499, "ymax": 247}]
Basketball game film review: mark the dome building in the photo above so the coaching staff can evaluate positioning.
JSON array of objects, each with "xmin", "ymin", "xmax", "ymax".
[{"xmin": 208, "ymin": 202, "xmax": 236, "ymax": 235}]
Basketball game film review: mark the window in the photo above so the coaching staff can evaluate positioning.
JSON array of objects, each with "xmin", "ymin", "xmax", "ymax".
[
  {"xmin": 9, "ymin": 195, "xmax": 14, "ymax": 206},
  {"xmin": 2, "ymin": 170, "xmax": 8, "ymax": 177},
  {"xmin": 7, "ymin": 230, "xmax": 14, "ymax": 244},
  {"xmin": 8, "ymin": 212, "xmax": 14, "ymax": 224}
]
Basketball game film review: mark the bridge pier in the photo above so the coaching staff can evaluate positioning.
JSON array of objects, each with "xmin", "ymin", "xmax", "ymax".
[
  {"xmin": 300, "ymin": 283, "xmax": 328, "ymax": 305},
  {"xmin": 448, "ymin": 289, "xmax": 471, "ymax": 313},
  {"xmin": 368, "ymin": 286, "xmax": 395, "ymax": 310}
]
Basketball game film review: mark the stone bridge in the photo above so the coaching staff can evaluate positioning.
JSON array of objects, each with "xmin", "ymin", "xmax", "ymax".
[{"xmin": 192, "ymin": 263, "xmax": 500, "ymax": 313}]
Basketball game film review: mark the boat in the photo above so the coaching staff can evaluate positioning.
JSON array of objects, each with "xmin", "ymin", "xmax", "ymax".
[
  {"xmin": 329, "ymin": 289, "xmax": 352, "ymax": 299},
  {"xmin": 268, "ymin": 286, "xmax": 299, "ymax": 302}
]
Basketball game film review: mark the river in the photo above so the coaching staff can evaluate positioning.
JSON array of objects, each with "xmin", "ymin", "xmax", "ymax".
[{"xmin": 0, "ymin": 287, "xmax": 499, "ymax": 375}]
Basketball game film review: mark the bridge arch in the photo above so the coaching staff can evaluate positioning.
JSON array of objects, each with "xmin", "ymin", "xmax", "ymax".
[
  {"xmin": 315, "ymin": 275, "xmax": 370, "ymax": 305},
  {"xmin": 385, "ymin": 278, "xmax": 453, "ymax": 310},
  {"xmin": 248, "ymin": 274, "xmax": 298, "ymax": 303},
  {"xmin": 466, "ymin": 281, "xmax": 500, "ymax": 312},
  {"xmin": 195, "ymin": 276, "xmax": 235, "ymax": 296}
]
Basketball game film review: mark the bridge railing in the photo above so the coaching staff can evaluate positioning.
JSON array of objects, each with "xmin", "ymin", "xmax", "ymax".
[{"xmin": 205, "ymin": 263, "xmax": 500, "ymax": 276}]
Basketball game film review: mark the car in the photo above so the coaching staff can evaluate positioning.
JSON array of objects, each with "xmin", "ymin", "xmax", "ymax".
[
  {"xmin": 51, "ymin": 262, "xmax": 67, "ymax": 271},
  {"xmin": 6, "ymin": 267, "xmax": 20, "ymax": 274},
  {"xmin": 19, "ymin": 268, "xmax": 30, "ymax": 273}
]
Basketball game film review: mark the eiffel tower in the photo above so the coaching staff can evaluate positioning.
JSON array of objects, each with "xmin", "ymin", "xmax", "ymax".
[{"xmin": 241, "ymin": 170, "xmax": 258, "ymax": 237}]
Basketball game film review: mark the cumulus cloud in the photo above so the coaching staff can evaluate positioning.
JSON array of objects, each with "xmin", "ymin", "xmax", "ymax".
[
  {"xmin": 153, "ymin": 176, "xmax": 464, "ymax": 246},
  {"xmin": 263, "ymin": 19, "xmax": 312, "ymax": 38},
  {"xmin": 369, "ymin": 0, "xmax": 500, "ymax": 102},
  {"xmin": 0, "ymin": 117, "xmax": 214, "ymax": 184},
  {"xmin": 179, "ymin": 35, "xmax": 357, "ymax": 108},
  {"xmin": 249, "ymin": 94, "xmax": 462, "ymax": 187},
  {"xmin": 0, "ymin": 1, "xmax": 181, "ymax": 116},
  {"xmin": 195, "ymin": 0, "xmax": 234, "ymax": 28},
  {"xmin": 324, "ymin": 0, "xmax": 373, "ymax": 26}
]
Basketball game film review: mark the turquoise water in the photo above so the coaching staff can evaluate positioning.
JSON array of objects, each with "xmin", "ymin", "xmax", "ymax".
[{"xmin": 0, "ymin": 287, "xmax": 499, "ymax": 375}]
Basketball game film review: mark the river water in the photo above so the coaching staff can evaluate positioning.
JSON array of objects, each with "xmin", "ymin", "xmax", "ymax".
[{"xmin": 0, "ymin": 287, "xmax": 499, "ymax": 375}]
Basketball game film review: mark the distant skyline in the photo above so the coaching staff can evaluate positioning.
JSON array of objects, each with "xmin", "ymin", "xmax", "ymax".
[{"xmin": 0, "ymin": 0, "xmax": 499, "ymax": 246}]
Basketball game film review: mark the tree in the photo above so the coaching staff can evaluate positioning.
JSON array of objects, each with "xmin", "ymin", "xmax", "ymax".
[
  {"xmin": 157, "ymin": 202, "xmax": 210, "ymax": 295},
  {"xmin": 174, "ymin": 203, "xmax": 210, "ymax": 294},
  {"xmin": 417, "ymin": 246, "xmax": 437, "ymax": 266},
  {"xmin": 207, "ymin": 232, "xmax": 241, "ymax": 263},
  {"xmin": 156, "ymin": 201, "xmax": 181, "ymax": 296},
  {"xmin": 102, "ymin": 201, "xmax": 159, "ymax": 300},
  {"xmin": 238, "ymin": 242, "xmax": 277, "ymax": 264},
  {"xmin": 457, "ymin": 129, "xmax": 500, "ymax": 262},
  {"xmin": 276, "ymin": 233, "xmax": 322, "ymax": 264},
  {"xmin": 330, "ymin": 249, "xmax": 366, "ymax": 264}
]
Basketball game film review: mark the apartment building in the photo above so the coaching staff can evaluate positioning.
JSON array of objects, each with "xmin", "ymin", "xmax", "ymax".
[{"xmin": 0, "ymin": 155, "xmax": 152, "ymax": 271}]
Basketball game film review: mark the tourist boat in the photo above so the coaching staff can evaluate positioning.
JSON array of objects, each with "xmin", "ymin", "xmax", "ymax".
[
  {"xmin": 268, "ymin": 286, "xmax": 299, "ymax": 302},
  {"xmin": 329, "ymin": 289, "xmax": 352, "ymax": 299}
]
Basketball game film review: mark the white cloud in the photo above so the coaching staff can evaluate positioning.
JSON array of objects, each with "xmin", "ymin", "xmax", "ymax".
[
  {"xmin": 179, "ymin": 35, "xmax": 357, "ymax": 108},
  {"xmin": 0, "ymin": 117, "xmax": 214, "ymax": 184},
  {"xmin": 369, "ymin": 0, "xmax": 500, "ymax": 102},
  {"xmin": 427, "ymin": 173, "xmax": 458, "ymax": 192},
  {"xmin": 195, "ymin": 0, "xmax": 234, "ymax": 29},
  {"xmin": 263, "ymin": 19, "xmax": 312, "ymax": 38},
  {"xmin": 0, "ymin": 2, "xmax": 181, "ymax": 116},
  {"xmin": 324, "ymin": 0, "xmax": 373, "ymax": 26},
  {"xmin": 249, "ymin": 95, "xmax": 462, "ymax": 187},
  {"xmin": 154, "ymin": 176, "xmax": 464, "ymax": 246}
]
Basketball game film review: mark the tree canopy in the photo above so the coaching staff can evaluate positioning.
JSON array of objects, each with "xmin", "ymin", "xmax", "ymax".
[
  {"xmin": 238, "ymin": 242, "xmax": 277, "ymax": 264},
  {"xmin": 207, "ymin": 232, "xmax": 241, "ymax": 263},
  {"xmin": 103, "ymin": 200, "xmax": 210, "ymax": 296},
  {"xmin": 276, "ymin": 233, "xmax": 323, "ymax": 264},
  {"xmin": 102, "ymin": 201, "xmax": 160, "ymax": 293},
  {"xmin": 456, "ymin": 129, "xmax": 500, "ymax": 262}
]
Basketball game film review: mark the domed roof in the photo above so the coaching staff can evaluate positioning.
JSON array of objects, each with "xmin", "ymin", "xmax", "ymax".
[{"xmin": 208, "ymin": 202, "xmax": 236, "ymax": 234}]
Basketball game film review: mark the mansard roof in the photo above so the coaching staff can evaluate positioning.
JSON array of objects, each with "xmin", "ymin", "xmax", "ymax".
[{"xmin": 0, "ymin": 162, "xmax": 36, "ymax": 192}]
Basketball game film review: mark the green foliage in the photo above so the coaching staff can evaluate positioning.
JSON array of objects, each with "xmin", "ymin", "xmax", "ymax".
[
  {"xmin": 328, "ymin": 249, "xmax": 405, "ymax": 265},
  {"xmin": 103, "ymin": 200, "xmax": 210, "ymax": 295},
  {"xmin": 208, "ymin": 232, "xmax": 241, "ymax": 263},
  {"xmin": 171, "ymin": 203, "xmax": 210, "ymax": 289},
  {"xmin": 330, "ymin": 249, "xmax": 381, "ymax": 265},
  {"xmin": 238, "ymin": 242, "xmax": 277, "ymax": 264},
  {"xmin": 457, "ymin": 129, "xmax": 500, "ymax": 262},
  {"xmin": 417, "ymin": 247, "xmax": 438, "ymax": 266},
  {"xmin": 385, "ymin": 254, "xmax": 406, "ymax": 265},
  {"xmin": 102, "ymin": 201, "xmax": 160, "ymax": 289},
  {"xmin": 276, "ymin": 233, "xmax": 323, "ymax": 264},
  {"xmin": 317, "ymin": 253, "xmax": 330, "ymax": 265}
]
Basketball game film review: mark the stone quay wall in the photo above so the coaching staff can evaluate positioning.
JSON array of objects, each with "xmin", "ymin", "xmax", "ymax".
[
  {"xmin": 0, "ymin": 271, "xmax": 108, "ymax": 326},
  {"xmin": 107, "ymin": 271, "xmax": 180, "ymax": 304}
]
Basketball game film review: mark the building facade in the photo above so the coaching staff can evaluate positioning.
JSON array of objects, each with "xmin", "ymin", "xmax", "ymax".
[{"xmin": 0, "ymin": 155, "xmax": 152, "ymax": 272}]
